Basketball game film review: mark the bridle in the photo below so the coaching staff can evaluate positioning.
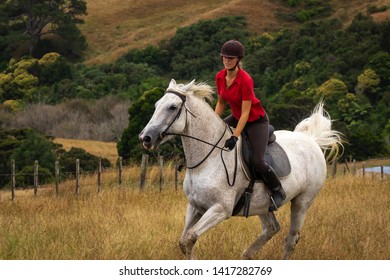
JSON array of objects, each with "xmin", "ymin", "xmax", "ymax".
[
  {"xmin": 162, "ymin": 90, "xmax": 238, "ymax": 186},
  {"xmin": 160, "ymin": 90, "xmax": 194, "ymax": 139}
]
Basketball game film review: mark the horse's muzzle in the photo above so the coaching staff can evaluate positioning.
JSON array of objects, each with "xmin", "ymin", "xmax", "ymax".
[
  {"xmin": 139, "ymin": 132, "xmax": 163, "ymax": 150},
  {"xmin": 140, "ymin": 135, "xmax": 152, "ymax": 149},
  {"xmin": 139, "ymin": 129, "xmax": 152, "ymax": 150}
]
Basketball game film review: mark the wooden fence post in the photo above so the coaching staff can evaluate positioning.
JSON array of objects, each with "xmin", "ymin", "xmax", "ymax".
[
  {"xmin": 362, "ymin": 163, "xmax": 365, "ymax": 178},
  {"xmin": 11, "ymin": 159, "xmax": 15, "ymax": 202},
  {"xmin": 34, "ymin": 160, "xmax": 39, "ymax": 196},
  {"xmin": 140, "ymin": 154, "xmax": 149, "ymax": 190},
  {"xmin": 98, "ymin": 158, "xmax": 102, "ymax": 193},
  {"xmin": 344, "ymin": 159, "xmax": 350, "ymax": 173},
  {"xmin": 75, "ymin": 159, "xmax": 80, "ymax": 195},
  {"xmin": 159, "ymin": 155, "xmax": 164, "ymax": 191},
  {"xmin": 118, "ymin": 156, "xmax": 122, "ymax": 188},
  {"xmin": 380, "ymin": 165, "xmax": 384, "ymax": 181},
  {"xmin": 331, "ymin": 159, "xmax": 337, "ymax": 178},
  {"xmin": 55, "ymin": 160, "xmax": 60, "ymax": 196},
  {"xmin": 174, "ymin": 158, "xmax": 178, "ymax": 192}
]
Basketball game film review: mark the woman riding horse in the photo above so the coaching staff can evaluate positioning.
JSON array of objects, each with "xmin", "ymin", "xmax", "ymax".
[
  {"xmin": 140, "ymin": 78, "xmax": 343, "ymax": 259},
  {"xmin": 215, "ymin": 40, "xmax": 285, "ymax": 211}
]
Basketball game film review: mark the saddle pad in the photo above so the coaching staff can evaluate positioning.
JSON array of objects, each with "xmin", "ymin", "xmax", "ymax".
[{"xmin": 238, "ymin": 139, "xmax": 291, "ymax": 180}]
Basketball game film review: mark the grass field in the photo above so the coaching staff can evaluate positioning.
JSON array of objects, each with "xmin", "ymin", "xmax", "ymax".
[
  {"xmin": 80, "ymin": 0, "xmax": 390, "ymax": 64},
  {"xmin": 0, "ymin": 162, "xmax": 389, "ymax": 260}
]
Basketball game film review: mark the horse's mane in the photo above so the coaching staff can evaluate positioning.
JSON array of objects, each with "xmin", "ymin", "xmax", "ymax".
[{"xmin": 168, "ymin": 80, "xmax": 215, "ymax": 103}]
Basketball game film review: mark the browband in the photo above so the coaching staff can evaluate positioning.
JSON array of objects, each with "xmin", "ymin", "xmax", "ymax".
[{"xmin": 164, "ymin": 89, "xmax": 186, "ymax": 102}]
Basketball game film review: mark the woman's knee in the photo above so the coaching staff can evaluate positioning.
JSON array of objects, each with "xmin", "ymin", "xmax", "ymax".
[{"xmin": 254, "ymin": 160, "xmax": 269, "ymax": 174}]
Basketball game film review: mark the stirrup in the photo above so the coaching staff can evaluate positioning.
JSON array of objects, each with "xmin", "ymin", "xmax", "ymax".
[{"xmin": 269, "ymin": 196, "xmax": 279, "ymax": 212}]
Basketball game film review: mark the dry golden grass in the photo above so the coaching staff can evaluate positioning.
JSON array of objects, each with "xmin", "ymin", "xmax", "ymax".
[
  {"xmin": 80, "ymin": 0, "xmax": 389, "ymax": 65},
  {"xmin": 0, "ymin": 163, "xmax": 389, "ymax": 260},
  {"xmin": 54, "ymin": 138, "xmax": 118, "ymax": 165},
  {"xmin": 81, "ymin": 0, "xmax": 229, "ymax": 64}
]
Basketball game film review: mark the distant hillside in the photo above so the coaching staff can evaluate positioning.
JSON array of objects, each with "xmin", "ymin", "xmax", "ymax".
[
  {"xmin": 54, "ymin": 138, "xmax": 118, "ymax": 164},
  {"xmin": 80, "ymin": 0, "xmax": 390, "ymax": 65}
]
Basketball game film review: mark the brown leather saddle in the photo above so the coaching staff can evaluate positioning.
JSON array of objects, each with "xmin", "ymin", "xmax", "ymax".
[
  {"xmin": 238, "ymin": 125, "xmax": 291, "ymax": 180},
  {"xmin": 232, "ymin": 125, "xmax": 291, "ymax": 216}
]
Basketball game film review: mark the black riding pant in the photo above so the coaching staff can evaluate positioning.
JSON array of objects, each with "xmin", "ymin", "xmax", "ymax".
[{"xmin": 224, "ymin": 114, "xmax": 270, "ymax": 174}]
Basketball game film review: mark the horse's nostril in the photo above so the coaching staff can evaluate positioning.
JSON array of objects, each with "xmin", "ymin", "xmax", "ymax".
[{"xmin": 143, "ymin": 136, "xmax": 151, "ymax": 143}]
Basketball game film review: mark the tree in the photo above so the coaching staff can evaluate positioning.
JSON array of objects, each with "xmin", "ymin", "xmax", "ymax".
[
  {"xmin": 317, "ymin": 78, "xmax": 348, "ymax": 107},
  {"xmin": 0, "ymin": 127, "xmax": 112, "ymax": 187},
  {"xmin": 0, "ymin": 53, "xmax": 72, "ymax": 103},
  {"xmin": 1, "ymin": 0, "xmax": 87, "ymax": 58},
  {"xmin": 0, "ymin": 127, "xmax": 28, "ymax": 188},
  {"xmin": 11, "ymin": 128, "xmax": 56, "ymax": 173},
  {"xmin": 0, "ymin": 57, "xmax": 39, "ymax": 102},
  {"xmin": 9, "ymin": 128, "xmax": 56, "ymax": 186},
  {"xmin": 165, "ymin": 16, "xmax": 249, "ymax": 81},
  {"xmin": 357, "ymin": 69, "xmax": 381, "ymax": 104},
  {"xmin": 118, "ymin": 87, "xmax": 163, "ymax": 161},
  {"xmin": 38, "ymin": 52, "xmax": 72, "ymax": 85},
  {"xmin": 344, "ymin": 121, "xmax": 387, "ymax": 160},
  {"xmin": 0, "ymin": 1, "xmax": 11, "ymax": 64}
]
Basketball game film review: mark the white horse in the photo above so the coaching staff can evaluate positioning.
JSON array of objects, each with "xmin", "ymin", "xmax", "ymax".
[{"xmin": 139, "ymin": 79, "xmax": 343, "ymax": 260}]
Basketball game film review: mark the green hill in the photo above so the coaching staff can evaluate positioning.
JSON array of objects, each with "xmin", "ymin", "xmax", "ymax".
[
  {"xmin": 80, "ymin": 0, "xmax": 390, "ymax": 65},
  {"xmin": 1, "ymin": 0, "xmax": 389, "ymax": 162}
]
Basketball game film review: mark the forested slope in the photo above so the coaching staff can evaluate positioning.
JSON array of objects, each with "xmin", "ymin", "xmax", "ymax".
[{"xmin": 0, "ymin": 1, "xmax": 389, "ymax": 181}]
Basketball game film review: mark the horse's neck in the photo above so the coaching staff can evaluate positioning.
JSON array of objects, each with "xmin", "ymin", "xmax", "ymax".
[{"xmin": 181, "ymin": 98, "xmax": 229, "ymax": 166}]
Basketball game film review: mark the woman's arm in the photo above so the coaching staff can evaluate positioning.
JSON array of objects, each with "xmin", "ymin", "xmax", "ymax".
[{"xmin": 215, "ymin": 95, "xmax": 227, "ymax": 117}]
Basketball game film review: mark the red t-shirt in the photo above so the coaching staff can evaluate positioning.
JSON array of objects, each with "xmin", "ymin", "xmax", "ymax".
[{"xmin": 216, "ymin": 68, "xmax": 265, "ymax": 122}]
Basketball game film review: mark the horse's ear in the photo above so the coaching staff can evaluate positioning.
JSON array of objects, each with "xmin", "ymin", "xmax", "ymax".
[
  {"xmin": 169, "ymin": 79, "xmax": 177, "ymax": 88},
  {"xmin": 183, "ymin": 79, "xmax": 196, "ymax": 91}
]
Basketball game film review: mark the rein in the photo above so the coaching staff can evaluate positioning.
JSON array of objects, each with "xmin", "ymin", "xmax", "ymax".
[{"xmin": 163, "ymin": 90, "xmax": 238, "ymax": 186}]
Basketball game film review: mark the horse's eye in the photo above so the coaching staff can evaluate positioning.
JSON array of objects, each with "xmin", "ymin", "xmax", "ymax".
[{"xmin": 169, "ymin": 105, "xmax": 177, "ymax": 111}]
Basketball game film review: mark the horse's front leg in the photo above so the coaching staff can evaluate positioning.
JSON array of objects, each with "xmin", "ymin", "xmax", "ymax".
[
  {"xmin": 179, "ymin": 204, "xmax": 202, "ymax": 256},
  {"xmin": 182, "ymin": 204, "xmax": 230, "ymax": 259}
]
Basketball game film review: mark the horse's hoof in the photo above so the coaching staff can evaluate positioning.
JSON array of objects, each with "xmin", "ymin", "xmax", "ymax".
[
  {"xmin": 188, "ymin": 253, "xmax": 198, "ymax": 260},
  {"xmin": 242, "ymin": 251, "xmax": 254, "ymax": 260},
  {"xmin": 179, "ymin": 241, "xmax": 187, "ymax": 255}
]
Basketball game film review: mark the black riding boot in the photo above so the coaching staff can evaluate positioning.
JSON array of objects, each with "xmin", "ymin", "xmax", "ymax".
[{"xmin": 261, "ymin": 167, "xmax": 286, "ymax": 212}]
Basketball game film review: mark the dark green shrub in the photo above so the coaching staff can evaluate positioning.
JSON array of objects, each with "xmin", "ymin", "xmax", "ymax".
[
  {"xmin": 14, "ymin": 165, "xmax": 54, "ymax": 188},
  {"xmin": 11, "ymin": 129, "xmax": 56, "ymax": 173},
  {"xmin": 118, "ymin": 87, "xmax": 167, "ymax": 162},
  {"xmin": 59, "ymin": 147, "xmax": 111, "ymax": 174}
]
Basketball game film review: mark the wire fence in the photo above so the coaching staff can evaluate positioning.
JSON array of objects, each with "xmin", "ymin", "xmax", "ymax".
[
  {"xmin": 0, "ymin": 155, "xmax": 183, "ymax": 202},
  {"xmin": 1, "ymin": 156, "xmax": 388, "ymax": 202},
  {"xmin": 330, "ymin": 158, "xmax": 390, "ymax": 180}
]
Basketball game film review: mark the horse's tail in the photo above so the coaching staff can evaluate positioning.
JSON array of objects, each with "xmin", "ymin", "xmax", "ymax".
[{"xmin": 294, "ymin": 101, "xmax": 344, "ymax": 162}]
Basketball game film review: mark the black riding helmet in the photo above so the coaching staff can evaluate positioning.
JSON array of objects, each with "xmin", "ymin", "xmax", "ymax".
[{"xmin": 220, "ymin": 40, "xmax": 245, "ymax": 59}]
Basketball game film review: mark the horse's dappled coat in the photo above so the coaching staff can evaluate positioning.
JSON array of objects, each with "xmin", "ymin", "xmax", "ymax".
[{"xmin": 139, "ymin": 79, "xmax": 343, "ymax": 259}]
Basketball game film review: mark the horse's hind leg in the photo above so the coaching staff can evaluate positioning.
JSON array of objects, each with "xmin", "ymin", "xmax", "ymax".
[
  {"xmin": 283, "ymin": 197, "xmax": 311, "ymax": 260},
  {"xmin": 242, "ymin": 212, "xmax": 280, "ymax": 260}
]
